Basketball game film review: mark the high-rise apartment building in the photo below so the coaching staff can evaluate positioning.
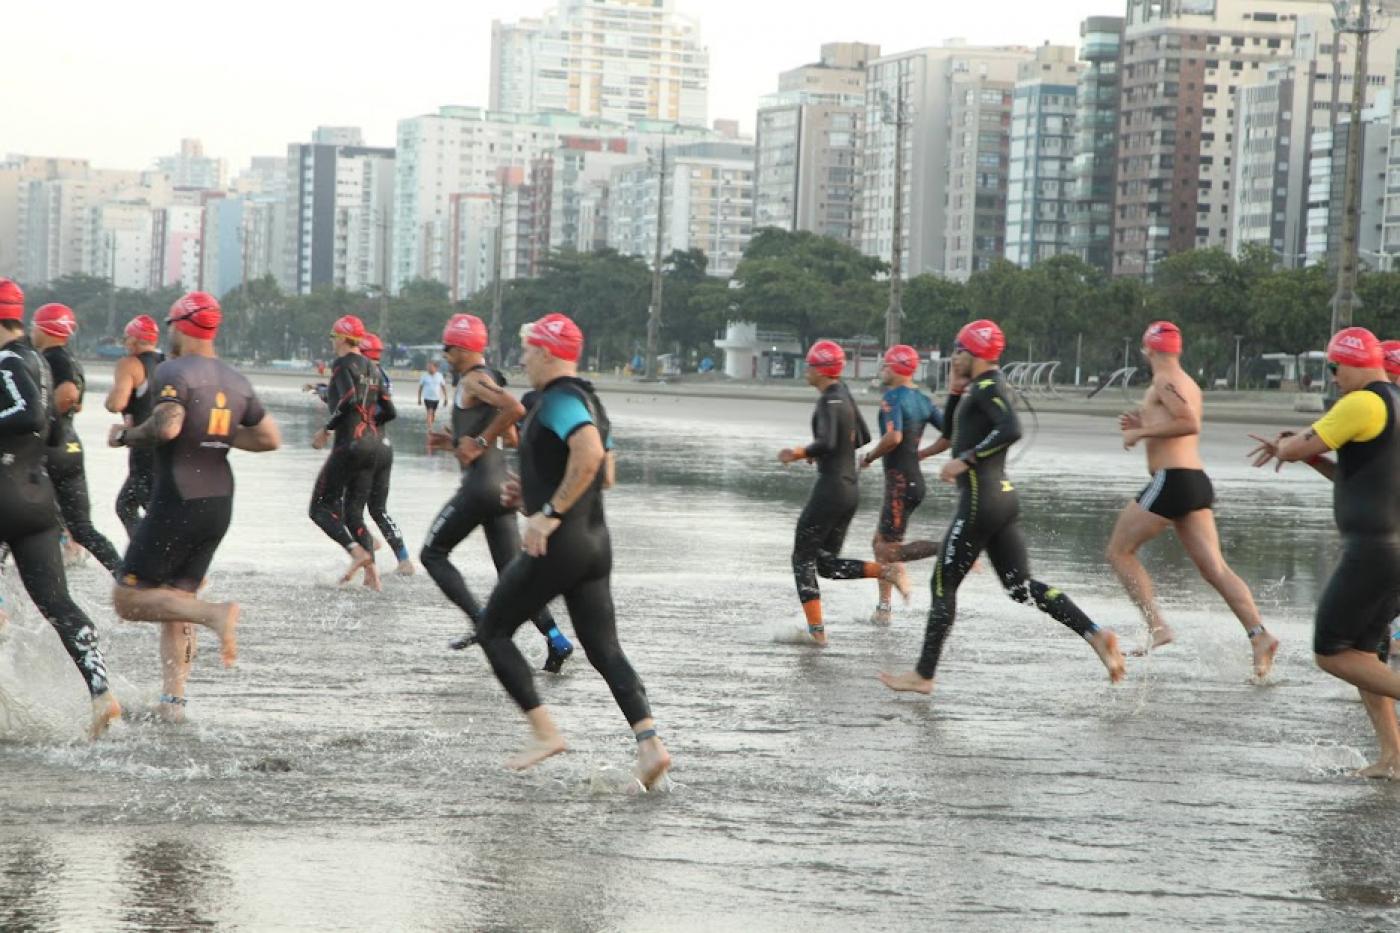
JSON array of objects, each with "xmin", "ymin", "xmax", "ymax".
[
  {"xmin": 156, "ymin": 139, "xmax": 225, "ymax": 191},
  {"xmin": 753, "ymin": 42, "xmax": 877, "ymax": 246},
  {"xmin": 608, "ymin": 141, "xmax": 755, "ymax": 276},
  {"xmin": 1303, "ymin": 109, "xmax": 1391, "ymax": 266},
  {"xmin": 20, "ymin": 169, "xmax": 150, "ymax": 286},
  {"xmin": 0, "ymin": 156, "xmax": 89, "ymax": 279},
  {"xmin": 287, "ymin": 129, "xmax": 395, "ymax": 295},
  {"xmin": 394, "ymin": 106, "xmax": 715, "ymax": 290},
  {"xmin": 490, "ymin": 0, "xmax": 709, "ymax": 127},
  {"xmin": 1069, "ymin": 17, "xmax": 1125, "ymax": 274},
  {"xmin": 861, "ymin": 43, "xmax": 1034, "ymax": 280},
  {"xmin": 1114, "ymin": 0, "xmax": 1339, "ymax": 278},
  {"xmin": 1006, "ymin": 45, "xmax": 1081, "ymax": 267}
]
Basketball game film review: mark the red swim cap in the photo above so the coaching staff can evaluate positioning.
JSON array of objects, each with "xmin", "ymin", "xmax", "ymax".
[
  {"xmin": 33, "ymin": 303, "xmax": 78, "ymax": 340},
  {"xmin": 124, "ymin": 314, "xmax": 160, "ymax": 343},
  {"xmin": 1143, "ymin": 321, "xmax": 1182, "ymax": 355},
  {"xmin": 361, "ymin": 332, "xmax": 383, "ymax": 361},
  {"xmin": 443, "ymin": 313, "xmax": 488, "ymax": 352},
  {"xmin": 805, "ymin": 339, "xmax": 846, "ymax": 378},
  {"xmin": 1327, "ymin": 326, "xmax": 1384, "ymax": 369},
  {"xmin": 1382, "ymin": 340, "xmax": 1400, "ymax": 377},
  {"xmin": 521, "ymin": 312, "xmax": 583, "ymax": 362},
  {"xmin": 883, "ymin": 344, "xmax": 920, "ymax": 377},
  {"xmin": 955, "ymin": 320, "xmax": 1005, "ymax": 361},
  {"xmin": 331, "ymin": 314, "xmax": 366, "ymax": 342},
  {"xmin": 167, "ymin": 292, "xmax": 221, "ymax": 339},
  {"xmin": 0, "ymin": 278, "xmax": 22, "ymax": 321}
]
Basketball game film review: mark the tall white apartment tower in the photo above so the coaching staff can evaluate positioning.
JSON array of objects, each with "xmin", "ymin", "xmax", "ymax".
[{"xmin": 490, "ymin": 0, "xmax": 709, "ymax": 128}]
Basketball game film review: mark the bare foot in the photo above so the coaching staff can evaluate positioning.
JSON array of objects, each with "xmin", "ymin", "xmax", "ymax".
[
  {"xmin": 1250, "ymin": 629, "xmax": 1280, "ymax": 681},
  {"xmin": 870, "ymin": 606, "xmax": 892, "ymax": 626},
  {"xmin": 880, "ymin": 563, "xmax": 911, "ymax": 602},
  {"xmin": 362, "ymin": 561, "xmax": 383, "ymax": 592},
  {"xmin": 157, "ymin": 700, "xmax": 187, "ymax": 725},
  {"xmin": 1355, "ymin": 758, "xmax": 1400, "ymax": 780},
  {"xmin": 635, "ymin": 736, "xmax": 672, "ymax": 790},
  {"xmin": 877, "ymin": 670, "xmax": 934, "ymax": 695},
  {"xmin": 89, "ymin": 693, "xmax": 122, "ymax": 739},
  {"xmin": 505, "ymin": 733, "xmax": 567, "ymax": 771},
  {"xmin": 808, "ymin": 624, "xmax": 828, "ymax": 647},
  {"xmin": 212, "ymin": 602, "xmax": 240, "ymax": 667},
  {"xmin": 1089, "ymin": 629, "xmax": 1126, "ymax": 683},
  {"xmin": 1129, "ymin": 625, "xmax": 1174, "ymax": 657},
  {"xmin": 395, "ymin": 559, "xmax": 415, "ymax": 576},
  {"xmin": 341, "ymin": 546, "xmax": 374, "ymax": 585}
]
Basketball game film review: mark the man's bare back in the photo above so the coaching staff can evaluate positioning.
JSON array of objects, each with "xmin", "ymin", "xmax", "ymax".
[{"xmin": 1136, "ymin": 364, "xmax": 1204, "ymax": 473}]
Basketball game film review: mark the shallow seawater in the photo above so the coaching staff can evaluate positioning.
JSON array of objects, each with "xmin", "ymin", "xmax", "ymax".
[{"xmin": 2, "ymin": 377, "xmax": 1399, "ymax": 931}]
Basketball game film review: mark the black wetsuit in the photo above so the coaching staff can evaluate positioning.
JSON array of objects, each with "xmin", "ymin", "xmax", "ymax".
[
  {"xmin": 0, "ymin": 336, "xmax": 110, "ymax": 697},
  {"xmin": 475, "ymin": 377, "xmax": 648, "ymax": 723},
  {"xmin": 792, "ymin": 381, "xmax": 874, "ymax": 606},
  {"xmin": 425, "ymin": 368, "xmax": 567, "ymax": 655},
  {"xmin": 352, "ymin": 363, "xmax": 407, "ymax": 563},
  {"xmin": 913, "ymin": 371, "xmax": 1100, "ymax": 680},
  {"xmin": 309, "ymin": 353, "xmax": 393, "ymax": 552},
  {"xmin": 42, "ymin": 346, "xmax": 122, "ymax": 575},
  {"xmin": 116, "ymin": 350, "xmax": 162, "ymax": 535},
  {"xmin": 120, "ymin": 356, "xmax": 266, "ymax": 592},
  {"xmin": 1314, "ymin": 382, "xmax": 1400, "ymax": 658}
]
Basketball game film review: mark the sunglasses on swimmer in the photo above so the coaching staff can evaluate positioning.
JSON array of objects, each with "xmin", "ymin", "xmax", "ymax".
[{"xmin": 1328, "ymin": 362, "xmax": 1339, "ymax": 375}]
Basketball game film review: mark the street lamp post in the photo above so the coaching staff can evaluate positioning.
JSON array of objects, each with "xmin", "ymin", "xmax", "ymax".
[
  {"xmin": 1329, "ymin": 0, "xmax": 1380, "ymax": 337},
  {"xmin": 490, "ymin": 184, "xmax": 506, "ymax": 360},
  {"xmin": 1234, "ymin": 334, "xmax": 1244, "ymax": 391},
  {"xmin": 645, "ymin": 139, "xmax": 667, "ymax": 381},
  {"xmin": 882, "ymin": 59, "xmax": 912, "ymax": 349}
]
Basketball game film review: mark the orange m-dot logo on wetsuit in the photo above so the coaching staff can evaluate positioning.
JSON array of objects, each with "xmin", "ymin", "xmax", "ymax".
[{"xmin": 208, "ymin": 391, "xmax": 232, "ymax": 436}]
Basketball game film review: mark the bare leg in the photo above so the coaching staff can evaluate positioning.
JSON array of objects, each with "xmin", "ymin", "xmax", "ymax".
[
  {"xmin": 1106, "ymin": 502, "xmax": 1173, "ymax": 652},
  {"xmin": 1174, "ymin": 509, "xmax": 1278, "ymax": 678},
  {"xmin": 112, "ymin": 584, "xmax": 239, "ymax": 667},
  {"xmin": 1356, "ymin": 688, "xmax": 1400, "ymax": 779},
  {"xmin": 158, "ymin": 622, "xmax": 195, "ymax": 722},
  {"xmin": 633, "ymin": 718, "xmax": 671, "ymax": 789},
  {"xmin": 1317, "ymin": 650, "xmax": 1400, "ymax": 700},
  {"xmin": 506, "ymin": 705, "xmax": 567, "ymax": 771},
  {"xmin": 872, "ymin": 533, "xmax": 894, "ymax": 622}
]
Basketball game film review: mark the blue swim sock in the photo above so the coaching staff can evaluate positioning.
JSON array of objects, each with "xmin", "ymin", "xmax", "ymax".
[
  {"xmin": 394, "ymin": 545, "xmax": 409, "ymax": 562},
  {"xmin": 547, "ymin": 626, "xmax": 572, "ymax": 652}
]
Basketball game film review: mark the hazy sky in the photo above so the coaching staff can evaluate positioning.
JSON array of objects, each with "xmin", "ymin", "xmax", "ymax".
[{"xmin": 6, "ymin": 0, "xmax": 1109, "ymax": 174}]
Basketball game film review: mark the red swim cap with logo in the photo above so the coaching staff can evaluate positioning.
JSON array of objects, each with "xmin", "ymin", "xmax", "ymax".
[
  {"xmin": 331, "ymin": 314, "xmax": 366, "ymax": 341},
  {"xmin": 521, "ymin": 313, "xmax": 583, "ymax": 362},
  {"xmin": 883, "ymin": 344, "xmax": 920, "ymax": 377},
  {"xmin": 1381, "ymin": 339, "xmax": 1400, "ymax": 377},
  {"xmin": 955, "ymin": 320, "xmax": 1005, "ymax": 361},
  {"xmin": 1143, "ymin": 321, "xmax": 1183, "ymax": 355},
  {"xmin": 34, "ymin": 303, "xmax": 78, "ymax": 339},
  {"xmin": 167, "ymin": 292, "xmax": 222, "ymax": 339},
  {"xmin": 125, "ymin": 314, "xmax": 160, "ymax": 343},
  {"xmin": 361, "ymin": 332, "xmax": 384, "ymax": 361},
  {"xmin": 0, "ymin": 278, "xmax": 22, "ymax": 321},
  {"xmin": 1327, "ymin": 326, "xmax": 1383, "ymax": 369},
  {"xmin": 805, "ymin": 340, "xmax": 846, "ymax": 377},
  {"xmin": 443, "ymin": 313, "xmax": 488, "ymax": 352}
]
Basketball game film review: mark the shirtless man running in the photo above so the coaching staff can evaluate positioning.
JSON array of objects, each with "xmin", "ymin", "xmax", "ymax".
[{"xmin": 1108, "ymin": 320, "xmax": 1278, "ymax": 679}]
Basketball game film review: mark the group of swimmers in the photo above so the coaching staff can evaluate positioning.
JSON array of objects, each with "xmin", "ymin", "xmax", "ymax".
[
  {"xmin": 781, "ymin": 317, "xmax": 1400, "ymax": 778},
  {"xmin": 3, "ymin": 269, "xmax": 1399, "ymax": 783}
]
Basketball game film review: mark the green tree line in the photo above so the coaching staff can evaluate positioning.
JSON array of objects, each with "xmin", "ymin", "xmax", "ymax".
[{"xmin": 23, "ymin": 232, "xmax": 1400, "ymax": 382}]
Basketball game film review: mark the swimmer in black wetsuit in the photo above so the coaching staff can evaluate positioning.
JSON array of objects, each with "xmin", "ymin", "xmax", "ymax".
[
  {"xmin": 467, "ymin": 312, "xmax": 669, "ymax": 788},
  {"xmin": 109, "ymin": 292, "xmax": 281, "ymax": 721},
  {"xmin": 354, "ymin": 332, "xmax": 413, "ymax": 576},
  {"xmin": 308, "ymin": 314, "xmax": 394, "ymax": 590},
  {"xmin": 0, "ymin": 278, "xmax": 121, "ymax": 737},
  {"xmin": 859, "ymin": 344, "xmax": 942, "ymax": 624},
  {"xmin": 30, "ymin": 304, "xmax": 123, "ymax": 576},
  {"xmin": 426, "ymin": 314, "xmax": 574, "ymax": 672},
  {"xmin": 105, "ymin": 314, "xmax": 164, "ymax": 536},
  {"xmin": 778, "ymin": 340, "xmax": 887, "ymax": 646},
  {"xmin": 1250, "ymin": 327, "xmax": 1400, "ymax": 779},
  {"xmin": 879, "ymin": 319, "xmax": 1125, "ymax": 695}
]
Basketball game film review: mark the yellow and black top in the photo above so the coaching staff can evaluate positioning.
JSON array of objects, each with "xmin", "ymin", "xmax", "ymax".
[{"xmin": 1312, "ymin": 381, "xmax": 1400, "ymax": 537}]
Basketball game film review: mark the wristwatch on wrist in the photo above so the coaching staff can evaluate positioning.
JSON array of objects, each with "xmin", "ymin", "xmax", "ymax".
[
  {"xmin": 541, "ymin": 502, "xmax": 560, "ymax": 519},
  {"xmin": 473, "ymin": 435, "xmax": 489, "ymax": 449}
]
